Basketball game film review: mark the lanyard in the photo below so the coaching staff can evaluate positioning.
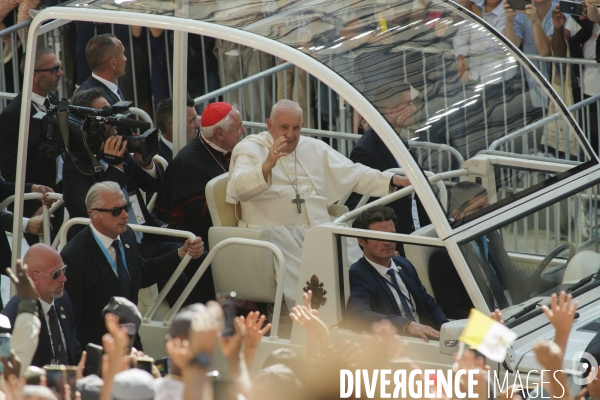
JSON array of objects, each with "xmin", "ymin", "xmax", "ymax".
[
  {"xmin": 90, "ymin": 229, "xmax": 129, "ymax": 276},
  {"xmin": 387, "ymin": 269, "xmax": 414, "ymax": 308},
  {"xmin": 471, "ymin": 235, "xmax": 495, "ymax": 274}
]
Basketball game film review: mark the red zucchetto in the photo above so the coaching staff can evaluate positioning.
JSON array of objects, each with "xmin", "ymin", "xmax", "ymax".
[{"xmin": 200, "ymin": 102, "xmax": 233, "ymax": 127}]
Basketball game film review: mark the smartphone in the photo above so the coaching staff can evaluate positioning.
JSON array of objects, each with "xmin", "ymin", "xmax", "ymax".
[
  {"xmin": 83, "ymin": 343, "xmax": 103, "ymax": 377},
  {"xmin": 507, "ymin": 0, "xmax": 532, "ymax": 10},
  {"xmin": 44, "ymin": 365, "xmax": 66, "ymax": 399},
  {"xmin": 217, "ymin": 292, "xmax": 238, "ymax": 337},
  {"xmin": 135, "ymin": 356, "xmax": 154, "ymax": 374},
  {"xmin": 154, "ymin": 357, "xmax": 170, "ymax": 377},
  {"xmin": 559, "ymin": 0, "xmax": 585, "ymax": 15}
]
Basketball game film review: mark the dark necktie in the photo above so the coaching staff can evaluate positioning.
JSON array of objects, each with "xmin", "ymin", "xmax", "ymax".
[
  {"xmin": 116, "ymin": 88, "xmax": 124, "ymax": 101},
  {"xmin": 111, "ymin": 240, "xmax": 132, "ymax": 298},
  {"xmin": 386, "ymin": 269, "xmax": 416, "ymax": 321},
  {"xmin": 48, "ymin": 305, "xmax": 68, "ymax": 364},
  {"xmin": 43, "ymin": 98, "xmax": 51, "ymax": 111},
  {"xmin": 475, "ymin": 237, "xmax": 509, "ymax": 309}
]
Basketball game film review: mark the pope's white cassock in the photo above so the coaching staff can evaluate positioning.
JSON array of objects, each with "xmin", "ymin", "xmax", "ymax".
[{"xmin": 226, "ymin": 131, "xmax": 396, "ymax": 308}]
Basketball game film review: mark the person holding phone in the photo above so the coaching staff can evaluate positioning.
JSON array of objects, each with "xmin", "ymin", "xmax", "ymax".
[{"xmin": 504, "ymin": 0, "xmax": 569, "ymax": 108}]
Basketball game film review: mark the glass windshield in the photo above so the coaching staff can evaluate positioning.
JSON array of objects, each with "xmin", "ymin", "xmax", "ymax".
[
  {"xmin": 65, "ymin": 0, "xmax": 598, "ymax": 223},
  {"xmin": 454, "ymin": 183, "xmax": 600, "ymax": 325}
]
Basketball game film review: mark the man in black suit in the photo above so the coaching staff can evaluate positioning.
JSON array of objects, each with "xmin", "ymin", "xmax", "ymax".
[
  {"xmin": 0, "ymin": 47, "xmax": 64, "ymax": 245},
  {"xmin": 154, "ymin": 98, "xmax": 200, "ymax": 163},
  {"xmin": 428, "ymin": 182, "xmax": 530, "ymax": 319},
  {"xmin": 348, "ymin": 82, "xmax": 429, "ymax": 256},
  {"xmin": 2, "ymin": 244, "xmax": 82, "ymax": 367},
  {"xmin": 77, "ymin": 34, "xmax": 127, "ymax": 106},
  {"xmin": 60, "ymin": 181, "xmax": 204, "ymax": 348},
  {"xmin": 346, "ymin": 206, "xmax": 447, "ymax": 340}
]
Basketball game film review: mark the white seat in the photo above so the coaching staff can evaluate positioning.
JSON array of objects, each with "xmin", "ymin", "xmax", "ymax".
[
  {"xmin": 403, "ymin": 224, "xmax": 439, "ymax": 299},
  {"xmin": 206, "ymin": 173, "xmax": 278, "ymax": 303},
  {"xmin": 562, "ymin": 250, "xmax": 600, "ymax": 283}
]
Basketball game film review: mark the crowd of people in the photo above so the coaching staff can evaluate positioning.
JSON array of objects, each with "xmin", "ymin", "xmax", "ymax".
[{"xmin": 0, "ymin": 0, "xmax": 599, "ymax": 399}]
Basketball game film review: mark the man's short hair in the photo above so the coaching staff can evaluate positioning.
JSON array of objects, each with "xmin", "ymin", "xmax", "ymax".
[
  {"xmin": 270, "ymin": 99, "xmax": 303, "ymax": 121},
  {"xmin": 85, "ymin": 34, "xmax": 119, "ymax": 72},
  {"xmin": 354, "ymin": 205, "xmax": 398, "ymax": 230},
  {"xmin": 71, "ymin": 88, "xmax": 105, "ymax": 108},
  {"xmin": 21, "ymin": 46, "xmax": 55, "ymax": 74},
  {"xmin": 200, "ymin": 104, "xmax": 240, "ymax": 138},
  {"xmin": 155, "ymin": 97, "xmax": 195, "ymax": 134},
  {"xmin": 448, "ymin": 181, "xmax": 488, "ymax": 218},
  {"xmin": 85, "ymin": 181, "xmax": 122, "ymax": 211}
]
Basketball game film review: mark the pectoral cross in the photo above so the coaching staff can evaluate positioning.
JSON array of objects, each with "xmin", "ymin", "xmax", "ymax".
[{"xmin": 292, "ymin": 193, "xmax": 305, "ymax": 213}]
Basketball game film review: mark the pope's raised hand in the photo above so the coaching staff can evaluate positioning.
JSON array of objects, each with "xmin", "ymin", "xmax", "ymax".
[{"xmin": 262, "ymin": 136, "xmax": 288, "ymax": 180}]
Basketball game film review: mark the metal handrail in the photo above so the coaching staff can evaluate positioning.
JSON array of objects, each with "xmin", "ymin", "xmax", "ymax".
[
  {"xmin": 161, "ymin": 237, "xmax": 287, "ymax": 340},
  {"xmin": 0, "ymin": 92, "xmax": 17, "ymax": 100},
  {"xmin": 489, "ymin": 93, "xmax": 600, "ymax": 151},
  {"xmin": 130, "ymin": 107, "xmax": 154, "ymax": 128},
  {"xmin": 526, "ymin": 54, "xmax": 599, "ymax": 65},
  {"xmin": 0, "ymin": 19, "xmax": 31, "ymax": 37},
  {"xmin": 243, "ymin": 121, "xmax": 361, "ymax": 140},
  {"xmin": 334, "ymin": 169, "xmax": 470, "ymax": 224},
  {"xmin": 194, "ymin": 62, "xmax": 292, "ymax": 106}
]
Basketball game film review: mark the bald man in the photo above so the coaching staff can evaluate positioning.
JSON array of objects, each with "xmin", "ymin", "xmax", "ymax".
[{"xmin": 2, "ymin": 244, "xmax": 81, "ymax": 367}]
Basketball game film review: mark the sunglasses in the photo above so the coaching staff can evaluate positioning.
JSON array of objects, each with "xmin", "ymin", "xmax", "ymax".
[
  {"xmin": 31, "ymin": 265, "xmax": 68, "ymax": 280},
  {"xmin": 34, "ymin": 63, "xmax": 62, "ymax": 74},
  {"xmin": 92, "ymin": 202, "xmax": 132, "ymax": 217}
]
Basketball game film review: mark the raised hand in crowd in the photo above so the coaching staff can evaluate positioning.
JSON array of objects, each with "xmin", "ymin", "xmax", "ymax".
[
  {"xmin": 218, "ymin": 315, "xmax": 243, "ymax": 376},
  {"xmin": 453, "ymin": 348, "xmax": 489, "ymax": 400},
  {"xmin": 552, "ymin": 5, "xmax": 567, "ymax": 28},
  {"xmin": 534, "ymin": 340, "xmax": 573, "ymax": 400},
  {"xmin": 241, "ymin": 311, "xmax": 271, "ymax": 370},
  {"xmin": 585, "ymin": 0, "xmax": 600, "ymax": 21},
  {"xmin": 541, "ymin": 290, "xmax": 578, "ymax": 354},
  {"xmin": 289, "ymin": 290, "xmax": 330, "ymax": 355},
  {"xmin": 100, "ymin": 314, "xmax": 130, "ymax": 400},
  {"xmin": 1, "ymin": 351, "xmax": 21, "ymax": 381},
  {"xmin": 490, "ymin": 308, "xmax": 504, "ymax": 324}
]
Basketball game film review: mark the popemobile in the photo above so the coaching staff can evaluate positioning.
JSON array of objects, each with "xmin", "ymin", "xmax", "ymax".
[{"xmin": 8, "ymin": 0, "xmax": 600, "ymax": 389}]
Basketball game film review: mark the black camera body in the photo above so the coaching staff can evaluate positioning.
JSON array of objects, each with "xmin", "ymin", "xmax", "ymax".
[{"xmin": 29, "ymin": 98, "xmax": 158, "ymax": 165}]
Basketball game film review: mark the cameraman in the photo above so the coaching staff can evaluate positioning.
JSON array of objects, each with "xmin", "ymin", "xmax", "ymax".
[{"xmin": 62, "ymin": 88, "xmax": 214, "ymax": 306}]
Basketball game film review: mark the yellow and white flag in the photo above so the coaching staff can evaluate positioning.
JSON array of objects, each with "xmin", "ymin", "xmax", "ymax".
[{"xmin": 458, "ymin": 309, "xmax": 517, "ymax": 362}]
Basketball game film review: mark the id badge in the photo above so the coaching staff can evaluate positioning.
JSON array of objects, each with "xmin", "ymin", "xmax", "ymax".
[{"xmin": 128, "ymin": 192, "xmax": 146, "ymax": 225}]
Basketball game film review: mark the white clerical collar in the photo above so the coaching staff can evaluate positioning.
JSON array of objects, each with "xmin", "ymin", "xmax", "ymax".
[
  {"xmin": 39, "ymin": 297, "xmax": 55, "ymax": 316},
  {"xmin": 200, "ymin": 133, "xmax": 228, "ymax": 154},
  {"xmin": 364, "ymin": 256, "xmax": 400, "ymax": 278},
  {"xmin": 160, "ymin": 135, "xmax": 173, "ymax": 150},
  {"xmin": 31, "ymin": 92, "xmax": 48, "ymax": 111},
  {"xmin": 92, "ymin": 73, "xmax": 121, "ymax": 100},
  {"xmin": 90, "ymin": 223, "xmax": 121, "ymax": 251}
]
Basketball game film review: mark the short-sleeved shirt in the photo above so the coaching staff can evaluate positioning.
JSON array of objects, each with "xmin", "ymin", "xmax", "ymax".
[{"xmin": 513, "ymin": 0, "xmax": 562, "ymax": 108}]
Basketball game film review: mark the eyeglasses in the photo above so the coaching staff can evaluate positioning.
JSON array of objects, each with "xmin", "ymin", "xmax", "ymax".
[
  {"xmin": 31, "ymin": 265, "xmax": 68, "ymax": 280},
  {"xmin": 34, "ymin": 63, "xmax": 62, "ymax": 74},
  {"xmin": 92, "ymin": 202, "xmax": 131, "ymax": 217}
]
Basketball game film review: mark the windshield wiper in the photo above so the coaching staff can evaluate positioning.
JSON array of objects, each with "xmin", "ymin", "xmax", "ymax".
[
  {"xmin": 565, "ymin": 274, "xmax": 595, "ymax": 294},
  {"xmin": 504, "ymin": 300, "xmax": 542, "ymax": 324}
]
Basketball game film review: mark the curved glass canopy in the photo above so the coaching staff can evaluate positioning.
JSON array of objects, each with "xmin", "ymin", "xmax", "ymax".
[{"xmin": 65, "ymin": 0, "xmax": 597, "ymax": 228}]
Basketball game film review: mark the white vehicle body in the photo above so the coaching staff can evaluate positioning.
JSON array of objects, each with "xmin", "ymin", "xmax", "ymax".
[{"xmin": 11, "ymin": 0, "xmax": 600, "ymax": 380}]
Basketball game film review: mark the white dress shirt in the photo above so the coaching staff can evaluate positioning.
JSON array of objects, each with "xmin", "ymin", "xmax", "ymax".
[
  {"xmin": 39, "ymin": 298, "xmax": 68, "ymax": 360},
  {"xmin": 364, "ymin": 256, "xmax": 420, "ymax": 323},
  {"xmin": 90, "ymin": 223, "xmax": 121, "ymax": 276}
]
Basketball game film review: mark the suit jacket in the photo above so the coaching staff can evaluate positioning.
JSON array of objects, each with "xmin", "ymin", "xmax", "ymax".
[
  {"xmin": 1, "ymin": 292, "xmax": 82, "ymax": 367},
  {"xmin": 348, "ymin": 129, "xmax": 430, "ymax": 253},
  {"xmin": 60, "ymin": 226, "xmax": 180, "ymax": 348},
  {"xmin": 0, "ymin": 93, "xmax": 59, "ymax": 190},
  {"xmin": 158, "ymin": 140, "xmax": 173, "ymax": 164},
  {"xmin": 77, "ymin": 76, "xmax": 121, "ymax": 105},
  {"xmin": 346, "ymin": 256, "xmax": 448, "ymax": 333}
]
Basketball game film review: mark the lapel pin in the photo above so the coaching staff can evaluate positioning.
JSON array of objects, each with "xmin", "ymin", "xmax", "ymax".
[
  {"xmin": 61, "ymin": 314, "xmax": 66, "ymax": 319},
  {"xmin": 125, "ymin": 244, "xmax": 130, "ymax": 249},
  {"xmin": 60, "ymin": 306, "xmax": 64, "ymax": 311}
]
